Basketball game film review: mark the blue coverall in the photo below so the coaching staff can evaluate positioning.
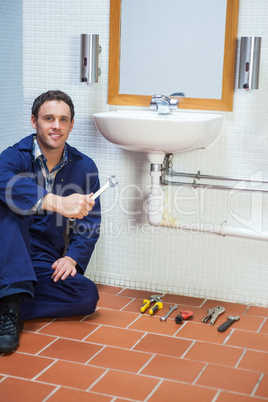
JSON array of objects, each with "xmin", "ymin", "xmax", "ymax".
[{"xmin": 0, "ymin": 134, "xmax": 101, "ymax": 320}]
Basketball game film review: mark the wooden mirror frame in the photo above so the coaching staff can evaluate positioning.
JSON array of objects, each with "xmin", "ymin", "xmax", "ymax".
[{"xmin": 108, "ymin": 0, "xmax": 239, "ymax": 111}]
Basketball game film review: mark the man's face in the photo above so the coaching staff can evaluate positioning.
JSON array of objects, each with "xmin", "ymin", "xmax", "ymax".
[{"xmin": 31, "ymin": 100, "xmax": 74, "ymax": 154}]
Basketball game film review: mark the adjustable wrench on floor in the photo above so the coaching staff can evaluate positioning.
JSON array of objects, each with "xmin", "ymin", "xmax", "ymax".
[
  {"xmin": 70, "ymin": 175, "xmax": 118, "ymax": 221},
  {"xmin": 160, "ymin": 305, "xmax": 178, "ymax": 321}
]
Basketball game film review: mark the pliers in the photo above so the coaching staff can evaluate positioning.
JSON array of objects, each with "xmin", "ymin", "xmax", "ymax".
[
  {"xmin": 202, "ymin": 305, "xmax": 225, "ymax": 325},
  {"xmin": 141, "ymin": 295, "xmax": 163, "ymax": 315}
]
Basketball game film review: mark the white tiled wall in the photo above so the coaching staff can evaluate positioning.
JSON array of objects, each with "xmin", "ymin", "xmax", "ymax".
[
  {"xmin": 21, "ymin": 0, "xmax": 268, "ymax": 306},
  {"xmin": 0, "ymin": 0, "xmax": 23, "ymax": 149}
]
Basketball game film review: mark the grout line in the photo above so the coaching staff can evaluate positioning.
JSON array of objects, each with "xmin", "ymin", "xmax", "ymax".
[
  {"xmin": 172, "ymin": 320, "xmax": 188, "ymax": 337},
  {"xmin": 81, "ymin": 324, "xmax": 101, "ymax": 341},
  {"xmin": 125, "ymin": 313, "xmax": 143, "ymax": 329},
  {"xmin": 144, "ymin": 378, "xmax": 164, "ymax": 402},
  {"xmin": 256, "ymin": 317, "xmax": 267, "ymax": 333},
  {"xmin": 31, "ymin": 318, "xmax": 57, "ymax": 333},
  {"xmin": 116, "ymin": 287, "xmax": 127, "ymax": 296},
  {"xmin": 86, "ymin": 368, "xmax": 109, "ymax": 392},
  {"xmin": 31, "ymin": 359, "xmax": 58, "ymax": 381},
  {"xmin": 35, "ymin": 337, "xmax": 59, "ymax": 356},
  {"xmin": 251, "ymin": 372, "xmax": 265, "ymax": 397},
  {"xmin": 137, "ymin": 354, "xmax": 156, "ymax": 375},
  {"xmin": 211, "ymin": 390, "xmax": 221, "ymax": 401},
  {"xmin": 192, "ymin": 363, "xmax": 208, "ymax": 385},
  {"xmin": 244, "ymin": 305, "xmax": 251, "ymax": 314},
  {"xmin": 85, "ymin": 345, "xmax": 106, "ymax": 365},
  {"xmin": 234, "ymin": 348, "xmax": 247, "ymax": 369},
  {"xmin": 222, "ymin": 328, "xmax": 235, "ymax": 345},
  {"xmin": 180, "ymin": 340, "xmax": 196, "ymax": 359},
  {"xmin": 130, "ymin": 331, "xmax": 149, "ymax": 350},
  {"xmin": 119, "ymin": 298, "xmax": 136, "ymax": 311},
  {"xmin": 41, "ymin": 385, "xmax": 61, "ymax": 402}
]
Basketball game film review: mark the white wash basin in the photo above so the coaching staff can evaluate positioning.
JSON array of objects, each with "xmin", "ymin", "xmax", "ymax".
[{"xmin": 93, "ymin": 110, "xmax": 223, "ymax": 163}]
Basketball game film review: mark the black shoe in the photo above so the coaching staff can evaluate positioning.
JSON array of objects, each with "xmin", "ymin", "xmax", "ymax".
[{"xmin": 0, "ymin": 295, "xmax": 23, "ymax": 353}]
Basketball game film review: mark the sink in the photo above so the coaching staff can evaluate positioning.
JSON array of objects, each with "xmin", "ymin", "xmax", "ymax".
[{"xmin": 93, "ymin": 110, "xmax": 224, "ymax": 163}]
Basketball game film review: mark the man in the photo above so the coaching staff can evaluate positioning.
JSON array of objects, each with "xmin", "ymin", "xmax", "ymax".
[{"xmin": 0, "ymin": 90, "xmax": 101, "ymax": 353}]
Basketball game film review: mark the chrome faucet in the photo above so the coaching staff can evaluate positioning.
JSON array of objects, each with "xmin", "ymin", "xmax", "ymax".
[{"xmin": 150, "ymin": 94, "xmax": 178, "ymax": 115}]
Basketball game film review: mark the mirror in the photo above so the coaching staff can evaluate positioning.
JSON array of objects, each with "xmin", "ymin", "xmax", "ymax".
[{"xmin": 108, "ymin": 0, "xmax": 239, "ymax": 111}]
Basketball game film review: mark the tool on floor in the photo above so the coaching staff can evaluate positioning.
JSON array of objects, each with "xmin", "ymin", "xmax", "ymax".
[
  {"xmin": 70, "ymin": 175, "xmax": 118, "ymax": 221},
  {"xmin": 217, "ymin": 315, "xmax": 240, "ymax": 332},
  {"xmin": 175, "ymin": 310, "xmax": 194, "ymax": 324},
  {"xmin": 202, "ymin": 305, "xmax": 225, "ymax": 325},
  {"xmin": 160, "ymin": 304, "xmax": 178, "ymax": 321},
  {"xmin": 141, "ymin": 295, "xmax": 163, "ymax": 315}
]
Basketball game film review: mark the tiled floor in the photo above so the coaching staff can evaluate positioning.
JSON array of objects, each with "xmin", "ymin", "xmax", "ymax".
[{"xmin": 0, "ymin": 285, "xmax": 268, "ymax": 401}]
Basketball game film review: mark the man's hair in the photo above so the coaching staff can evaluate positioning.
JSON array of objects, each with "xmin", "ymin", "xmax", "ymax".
[{"xmin": 31, "ymin": 90, "xmax": 75, "ymax": 121}]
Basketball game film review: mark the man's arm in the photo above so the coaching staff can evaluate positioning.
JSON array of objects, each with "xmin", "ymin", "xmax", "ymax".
[{"xmin": 42, "ymin": 192, "xmax": 95, "ymax": 219}]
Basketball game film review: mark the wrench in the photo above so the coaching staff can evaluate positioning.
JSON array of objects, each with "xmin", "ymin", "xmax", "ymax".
[
  {"xmin": 218, "ymin": 315, "xmax": 240, "ymax": 332},
  {"xmin": 70, "ymin": 175, "xmax": 118, "ymax": 221},
  {"xmin": 91, "ymin": 175, "xmax": 118, "ymax": 200},
  {"xmin": 160, "ymin": 304, "xmax": 178, "ymax": 321}
]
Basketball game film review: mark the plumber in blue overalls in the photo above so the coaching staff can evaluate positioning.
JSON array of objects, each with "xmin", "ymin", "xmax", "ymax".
[{"xmin": 0, "ymin": 90, "xmax": 101, "ymax": 353}]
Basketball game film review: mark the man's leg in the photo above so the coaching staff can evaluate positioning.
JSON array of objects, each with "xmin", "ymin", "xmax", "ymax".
[
  {"xmin": 20, "ymin": 264, "xmax": 99, "ymax": 320},
  {"xmin": 0, "ymin": 205, "xmax": 36, "ymax": 353}
]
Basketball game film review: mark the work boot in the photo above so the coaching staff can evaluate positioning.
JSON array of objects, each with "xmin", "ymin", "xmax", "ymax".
[{"xmin": 0, "ymin": 294, "xmax": 23, "ymax": 353}]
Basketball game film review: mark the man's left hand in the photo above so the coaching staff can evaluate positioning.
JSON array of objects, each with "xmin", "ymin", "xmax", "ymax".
[{"xmin": 51, "ymin": 256, "xmax": 77, "ymax": 282}]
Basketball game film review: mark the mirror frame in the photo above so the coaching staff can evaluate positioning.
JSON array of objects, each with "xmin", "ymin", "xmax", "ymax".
[{"xmin": 108, "ymin": 0, "xmax": 239, "ymax": 111}]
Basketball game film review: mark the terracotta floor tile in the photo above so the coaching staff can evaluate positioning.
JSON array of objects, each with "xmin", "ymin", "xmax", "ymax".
[
  {"xmin": 246, "ymin": 306, "xmax": 268, "ymax": 318},
  {"xmin": 84, "ymin": 308, "xmax": 139, "ymax": 328},
  {"xmin": 0, "ymin": 377, "xmax": 55, "ymax": 402},
  {"xmin": 226, "ymin": 329, "xmax": 268, "ymax": 352},
  {"xmin": 85, "ymin": 325, "xmax": 144, "ymax": 348},
  {"xmin": 47, "ymin": 387, "xmax": 111, "ymax": 401},
  {"xmin": 89, "ymin": 346, "xmax": 152, "ymax": 372},
  {"xmin": 148, "ymin": 380, "xmax": 217, "ymax": 402},
  {"xmin": 217, "ymin": 391, "xmax": 264, "ymax": 402},
  {"xmin": 91, "ymin": 370, "xmax": 159, "ymax": 400},
  {"xmin": 196, "ymin": 364, "xmax": 260, "ymax": 394},
  {"xmin": 0, "ymin": 352, "xmax": 54, "ymax": 379},
  {"xmin": 38, "ymin": 318, "xmax": 99, "ymax": 340},
  {"xmin": 129, "ymin": 315, "xmax": 179, "ymax": 336},
  {"xmin": 162, "ymin": 294, "xmax": 205, "ymax": 307},
  {"xmin": 141, "ymin": 354, "xmax": 205, "ymax": 383},
  {"xmin": 185, "ymin": 341, "xmax": 243, "ymax": 367},
  {"xmin": 259, "ymin": 319, "xmax": 268, "ymax": 334},
  {"xmin": 37, "ymin": 360, "xmax": 105, "ymax": 390},
  {"xmin": 1, "ymin": 287, "xmax": 266, "ymax": 401},
  {"xmin": 238, "ymin": 350, "xmax": 268, "ymax": 373},
  {"xmin": 175, "ymin": 322, "xmax": 230, "ymax": 344},
  {"xmin": 255, "ymin": 374, "xmax": 268, "ymax": 398},
  {"xmin": 18, "ymin": 331, "xmax": 56, "ymax": 354},
  {"xmin": 133, "ymin": 333, "xmax": 192, "ymax": 358},
  {"xmin": 40, "ymin": 338, "xmax": 103, "ymax": 363},
  {"xmin": 98, "ymin": 292, "xmax": 133, "ymax": 310},
  {"xmin": 97, "ymin": 284, "xmax": 124, "ymax": 295}
]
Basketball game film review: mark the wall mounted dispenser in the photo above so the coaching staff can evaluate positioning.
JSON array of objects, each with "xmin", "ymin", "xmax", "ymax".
[
  {"xmin": 238, "ymin": 36, "xmax": 261, "ymax": 90},
  {"xmin": 80, "ymin": 34, "xmax": 101, "ymax": 86}
]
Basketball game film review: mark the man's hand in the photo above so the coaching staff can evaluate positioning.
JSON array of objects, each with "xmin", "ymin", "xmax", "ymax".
[
  {"xmin": 42, "ymin": 192, "xmax": 95, "ymax": 219},
  {"xmin": 51, "ymin": 256, "xmax": 77, "ymax": 282}
]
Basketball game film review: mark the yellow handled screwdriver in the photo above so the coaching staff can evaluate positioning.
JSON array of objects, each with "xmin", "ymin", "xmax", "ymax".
[
  {"xmin": 141, "ymin": 299, "xmax": 151, "ymax": 313},
  {"xmin": 149, "ymin": 302, "xmax": 163, "ymax": 315}
]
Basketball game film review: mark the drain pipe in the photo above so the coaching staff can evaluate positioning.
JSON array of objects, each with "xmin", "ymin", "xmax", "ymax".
[
  {"xmin": 147, "ymin": 162, "xmax": 179, "ymax": 227},
  {"xmin": 147, "ymin": 163, "xmax": 164, "ymax": 225},
  {"xmin": 146, "ymin": 155, "xmax": 268, "ymax": 241}
]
